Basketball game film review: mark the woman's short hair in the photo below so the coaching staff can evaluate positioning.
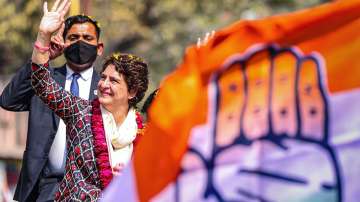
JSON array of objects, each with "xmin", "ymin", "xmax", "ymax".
[{"xmin": 101, "ymin": 53, "xmax": 149, "ymax": 108}]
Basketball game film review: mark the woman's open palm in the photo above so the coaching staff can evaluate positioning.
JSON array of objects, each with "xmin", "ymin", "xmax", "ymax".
[{"xmin": 39, "ymin": 0, "xmax": 71, "ymax": 35}]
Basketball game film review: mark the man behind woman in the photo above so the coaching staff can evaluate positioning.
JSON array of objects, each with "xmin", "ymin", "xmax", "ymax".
[{"xmin": 30, "ymin": 0, "xmax": 149, "ymax": 200}]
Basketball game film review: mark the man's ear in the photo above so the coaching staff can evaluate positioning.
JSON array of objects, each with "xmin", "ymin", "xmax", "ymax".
[{"xmin": 97, "ymin": 42, "xmax": 104, "ymax": 56}]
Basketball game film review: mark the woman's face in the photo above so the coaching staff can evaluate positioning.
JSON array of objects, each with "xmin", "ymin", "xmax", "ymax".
[{"xmin": 97, "ymin": 64, "xmax": 134, "ymax": 111}]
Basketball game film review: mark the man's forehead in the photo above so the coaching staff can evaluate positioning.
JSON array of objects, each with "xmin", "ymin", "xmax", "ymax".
[{"xmin": 67, "ymin": 22, "xmax": 97, "ymax": 36}]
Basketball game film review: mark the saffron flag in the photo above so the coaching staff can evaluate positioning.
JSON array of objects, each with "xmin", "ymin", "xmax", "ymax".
[{"xmin": 102, "ymin": 1, "xmax": 360, "ymax": 201}]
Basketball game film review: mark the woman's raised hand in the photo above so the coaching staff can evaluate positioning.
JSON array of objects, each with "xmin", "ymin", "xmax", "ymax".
[
  {"xmin": 33, "ymin": 0, "xmax": 70, "ymax": 64},
  {"xmin": 39, "ymin": 0, "xmax": 71, "ymax": 36}
]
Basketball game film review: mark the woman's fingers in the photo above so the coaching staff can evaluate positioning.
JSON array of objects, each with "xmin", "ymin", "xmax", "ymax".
[
  {"xmin": 113, "ymin": 163, "xmax": 125, "ymax": 172},
  {"xmin": 57, "ymin": 0, "xmax": 70, "ymax": 13},
  {"xmin": 49, "ymin": 43, "xmax": 64, "ymax": 60},
  {"xmin": 197, "ymin": 30, "xmax": 216, "ymax": 48},
  {"xmin": 115, "ymin": 163, "xmax": 125, "ymax": 169},
  {"xmin": 205, "ymin": 30, "xmax": 215, "ymax": 43},
  {"xmin": 58, "ymin": 23, "xmax": 65, "ymax": 35},
  {"xmin": 204, "ymin": 32, "xmax": 210, "ymax": 43},
  {"xmin": 51, "ymin": 0, "xmax": 61, "ymax": 12},
  {"xmin": 197, "ymin": 37, "xmax": 201, "ymax": 48},
  {"xmin": 43, "ymin": 1, "xmax": 48, "ymax": 14},
  {"xmin": 60, "ymin": 1, "xmax": 71, "ymax": 21},
  {"xmin": 54, "ymin": 24, "xmax": 65, "ymax": 45},
  {"xmin": 51, "ymin": 35, "xmax": 63, "ymax": 46},
  {"xmin": 45, "ymin": 0, "xmax": 70, "ymax": 20}
]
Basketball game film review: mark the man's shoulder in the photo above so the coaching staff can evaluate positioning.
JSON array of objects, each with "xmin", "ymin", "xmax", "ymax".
[
  {"xmin": 51, "ymin": 64, "xmax": 67, "ymax": 74},
  {"xmin": 91, "ymin": 67, "xmax": 100, "ymax": 80},
  {"xmin": 52, "ymin": 64, "xmax": 67, "ymax": 70}
]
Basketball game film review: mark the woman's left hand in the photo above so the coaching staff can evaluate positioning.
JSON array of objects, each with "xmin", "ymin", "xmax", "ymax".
[
  {"xmin": 113, "ymin": 163, "xmax": 125, "ymax": 176},
  {"xmin": 33, "ymin": 0, "xmax": 71, "ymax": 63}
]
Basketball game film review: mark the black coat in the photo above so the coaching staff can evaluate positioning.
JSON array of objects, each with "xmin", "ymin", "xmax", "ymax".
[{"xmin": 0, "ymin": 62, "xmax": 99, "ymax": 201}]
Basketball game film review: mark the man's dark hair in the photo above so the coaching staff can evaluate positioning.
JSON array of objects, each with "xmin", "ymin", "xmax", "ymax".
[
  {"xmin": 101, "ymin": 53, "xmax": 149, "ymax": 108},
  {"xmin": 63, "ymin": 15, "xmax": 101, "ymax": 40}
]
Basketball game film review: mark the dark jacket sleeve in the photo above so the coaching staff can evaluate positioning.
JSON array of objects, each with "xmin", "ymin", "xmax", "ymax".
[
  {"xmin": 31, "ymin": 62, "xmax": 90, "ymax": 125},
  {"xmin": 0, "ymin": 61, "xmax": 34, "ymax": 111}
]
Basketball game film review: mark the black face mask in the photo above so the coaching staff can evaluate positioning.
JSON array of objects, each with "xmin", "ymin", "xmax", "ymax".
[{"xmin": 64, "ymin": 40, "xmax": 98, "ymax": 65}]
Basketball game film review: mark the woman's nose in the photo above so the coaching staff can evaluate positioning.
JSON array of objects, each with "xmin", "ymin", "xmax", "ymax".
[{"xmin": 100, "ymin": 78, "xmax": 110, "ymax": 88}]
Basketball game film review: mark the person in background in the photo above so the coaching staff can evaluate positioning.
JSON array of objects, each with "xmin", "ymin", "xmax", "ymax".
[
  {"xmin": 141, "ymin": 89, "xmax": 159, "ymax": 116},
  {"xmin": 0, "ymin": 0, "xmax": 103, "ymax": 200}
]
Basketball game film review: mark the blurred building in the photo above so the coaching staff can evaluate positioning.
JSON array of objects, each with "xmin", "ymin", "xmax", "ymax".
[{"xmin": 0, "ymin": 75, "xmax": 27, "ymax": 201}]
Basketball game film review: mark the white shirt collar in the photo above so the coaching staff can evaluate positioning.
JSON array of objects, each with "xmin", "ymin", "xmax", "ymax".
[{"xmin": 65, "ymin": 65, "xmax": 94, "ymax": 81}]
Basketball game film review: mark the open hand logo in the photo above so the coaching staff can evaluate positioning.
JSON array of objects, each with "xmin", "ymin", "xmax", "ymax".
[{"xmin": 154, "ymin": 44, "xmax": 342, "ymax": 202}]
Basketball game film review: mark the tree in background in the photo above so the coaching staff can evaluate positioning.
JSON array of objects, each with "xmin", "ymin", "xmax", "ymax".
[
  {"xmin": 91, "ymin": 0, "xmax": 328, "ymax": 85},
  {"xmin": 0, "ymin": 0, "xmax": 328, "ymax": 84},
  {"xmin": 0, "ymin": 0, "xmax": 41, "ymax": 74}
]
